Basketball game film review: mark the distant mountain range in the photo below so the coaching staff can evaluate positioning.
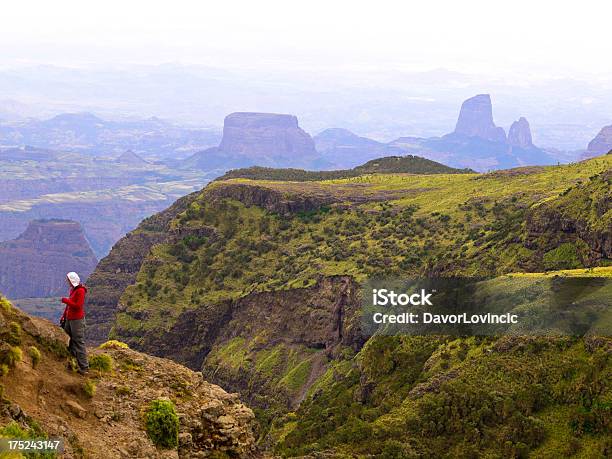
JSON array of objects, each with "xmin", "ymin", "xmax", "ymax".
[
  {"xmin": 182, "ymin": 96, "xmax": 573, "ymax": 172},
  {"xmin": 2, "ymin": 97, "xmax": 608, "ymax": 173},
  {"xmin": 0, "ymin": 145, "xmax": 214, "ymax": 257},
  {"xmin": 0, "ymin": 112, "xmax": 221, "ymax": 160},
  {"xmin": 1, "ymin": 97, "xmax": 608, "ymax": 261},
  {"xmin": 313, "ymin": 128, "xmax": 406, "ymax": 169}
]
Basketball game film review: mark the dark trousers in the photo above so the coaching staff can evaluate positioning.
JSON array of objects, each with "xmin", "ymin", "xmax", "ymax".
[{"xmin": 63, "ymin": 319, "xmax": 88, "ymax": 371}]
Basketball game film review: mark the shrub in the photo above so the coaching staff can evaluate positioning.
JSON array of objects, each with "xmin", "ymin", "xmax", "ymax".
[
  {"xmin": 0, "ymin": 364, "xmax": 8, "ymax": 377},
  {"xmin": 0, "ymin": 296, "xmax": 11, "ymax": 313},
  {"xmin": 144, "ymin": 399, "xmax": 180, "ymax": 448},
  {"xmin": 8, "ymin": 321, "xmax": 22, "ymax": 345},
  {"xmin": 4, "ymin": 346, "xmax": 22, "ymax": 367},
  {"xmin": 116, "ymin": 385, "xmax": 132, "ymax": 396},
  {"xmin": 98, "ymin": 340, "xmax": 129, "ymax": 350},
  {"xmin": 83, "ymin": 380, "xmax": 96, "ymax": 398},
  {"xmin": 28, "ymin": 346, "xmax": 42, "ymax": 368},
  {"xmin": 0, "ymin": 421, "xmax": 54, "ymax": 459},
  {"xmin": 89, "ymin": 353, "xmax": 113, "ymax": 372}
]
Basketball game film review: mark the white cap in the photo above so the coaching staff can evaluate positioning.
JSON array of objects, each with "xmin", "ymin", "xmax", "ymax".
[{"xmin": 67, "ymin": 272, "xmax": 81, "ymax": 287}]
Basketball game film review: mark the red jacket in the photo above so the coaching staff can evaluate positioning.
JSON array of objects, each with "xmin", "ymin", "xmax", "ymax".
[{"xmin": 61, "ymin": 285, "xmax": 87, "ymax": 320}]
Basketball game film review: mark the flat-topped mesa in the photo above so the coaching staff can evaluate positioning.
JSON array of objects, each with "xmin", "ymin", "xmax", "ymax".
[
  {"xmin": 508, "ymin": 117, "xmax": 534, "ymax": 148},
  {"xmin": 454, "ymin": 94, "xmax": 507, "ymax": 143},
  {"xmin": 587, "ymin": 125, "xmax": 612, "ymax": 156},
  {"xmin": 219, "ymin": 112, "xmax": 318, "ymax": 159},
  {"xmin": 0, "ymin": 219, "xmax": 97, "ymax": 298}
]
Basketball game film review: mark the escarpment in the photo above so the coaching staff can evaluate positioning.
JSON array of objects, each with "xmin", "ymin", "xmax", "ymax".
[
  {"xmin": 206, "ymin": 182, "xmax": 337, "ymax": 215},
  {"xmin": 86, "ymin": 155, "xmax": 612, "ymax": 457},
  {"xmin": 525, "ymin": 170, "xmax": 611, "ymax": 267},
  {"xmin": 115, "ymin": 276, "xmax": 364, "ymax": 409}
]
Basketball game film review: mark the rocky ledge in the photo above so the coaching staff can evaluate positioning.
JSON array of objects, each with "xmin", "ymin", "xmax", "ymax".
[{"xmin": 0, "ymin": 296, "xmax": 257, "ymax": 458}]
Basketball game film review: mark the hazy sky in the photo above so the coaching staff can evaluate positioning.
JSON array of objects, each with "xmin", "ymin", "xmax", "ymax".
[{"xmin": 2, "ymin": 0, "xmax": 611, "ymax": 78}]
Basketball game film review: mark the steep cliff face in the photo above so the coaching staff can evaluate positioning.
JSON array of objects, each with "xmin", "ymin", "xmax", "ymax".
[
  {"xmin": 0, "ymin": 219, "xmax": 97, "ymax": 298},
  {"xmin": 220, "ymin": 112, "xmax": 317, "ymax": 159},
  {"xmin": 453, "ymin": 94, "xmax": 507, "ymax": 142},
  {"xmin": 0, "ymin": 295, "xmax": 256, "ymax": 458},
  {"xmin": 185, "ymin": 112, "xmax": 319, "ymax": 170},
  {"xmin": 586, "ymin": 124, "xmax": 612, "ymax": 158},
  {"xmin": 525, "ymin": 170, "xmax": 611, "ymax": 268},
  {"xmin": 508, "ymin": 117, "xmax": 534, "ymax": 148},
  {"xmin": 115, "ymin": 276, "xmax": 364, "ymax": 410},
  {"xmin": 392, "ymin": 95, "xmax": 553, "ymax": 171}
]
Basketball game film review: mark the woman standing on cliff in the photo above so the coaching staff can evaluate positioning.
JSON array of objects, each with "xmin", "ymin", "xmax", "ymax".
[{"xmin": 60, "ymin": 272, "xmax": 89, "ymax": 374}]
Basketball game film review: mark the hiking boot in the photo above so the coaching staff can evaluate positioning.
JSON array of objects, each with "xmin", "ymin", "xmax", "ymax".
[{"xmin": 78, "ymin": 368, "xmax": 89, "ymax": 376}]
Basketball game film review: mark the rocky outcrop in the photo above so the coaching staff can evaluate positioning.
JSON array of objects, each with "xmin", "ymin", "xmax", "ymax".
[
  {"xmin": 586, "ymin": 125, "xmax": 612, "ymax": 157},
  {"xmin": 220, "ymin": 112, "xmax": 317, "ymax": 159},
  {"xmin": 0, "ymin": 219, "xmax": 97, "ymax": 298},
  {"xmin": 184, "ymin": 112, "xmax": 319, "ymax": 170},
  {"xmin": 207, "ymin": 182, "xmax": 337, "ymax": 215},
  {"xmin": 508, "ymin": 117, "xmax": 533, "ymax": 148},
  {"xmin": 524, "ymin": 171, "xmax": 611, "ymax": 266},
  {"xmin": 453, "ymin": 94, "xmax": 506, "ymax": 142},
  {"xmin": 114, "ymin": 275, "xmax": 365, "ymax": 410},
  {"xmin": 0, "ymin": 296, "xmax": 256, "ymax": 458}
]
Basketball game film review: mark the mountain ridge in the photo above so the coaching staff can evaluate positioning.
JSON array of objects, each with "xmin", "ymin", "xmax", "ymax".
[{"xmin": 83, "ymin": 153, "xmax": 611, "ymax": 456}]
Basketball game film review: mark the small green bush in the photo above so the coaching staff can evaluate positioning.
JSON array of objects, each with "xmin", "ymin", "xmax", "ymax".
[
  {"xmin": 116, "ymin": 385, "xmax": 132, "ymax": 396},
  {"xmin": 0, "ymin": 364, "xmax": 8, "ymax": 377},
  {"xmin": 98, "ymin": 340, "xmax": 129, "ymax": 350},
  {"xmin": 4, "ymin": 346, "xmax": 22, "ymax": 367},
  {"xmin": 8, "ymin": 321, "xmax": 22, "ymax": 345},
  {"xmin": 89, "ymin": 353, "xmax": 113, "ymax": 372},
  {"xmin": 83, "ymin": 380, "xmax": 96, "ymax": 398},
  {"xmin": 0, "ymin": 421, "xmax": 54, "ymax": 459},
  {"xmin": 145, "ymin": 399, "xmax": 180, "ymax": 449},
  {"xmin": 28, "ymin": 346, "xmax": 42, "ymax": 368},
  {"xmin": 0, "ymin": 296, "xmax": 11, "ymax": 313}
]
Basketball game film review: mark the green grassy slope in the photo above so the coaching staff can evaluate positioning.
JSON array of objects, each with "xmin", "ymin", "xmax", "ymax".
[
  {"xmin": 216, "ymin": 154, "xmax": 473, "ymax": 181},
  {"xmin": 102, "ymin": 154, "xmax": 611, "ymax": 457}
]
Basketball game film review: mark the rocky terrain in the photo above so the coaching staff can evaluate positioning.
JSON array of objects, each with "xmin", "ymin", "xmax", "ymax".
[
  {"xmin": 585, "ymin": 124, "xmax": 612, "ymax": 158},
  {"xmin": 453, "ymin": 94, "xmax": 507, "ymax": 142},
  {"xmin": 0, "ymin": 295, "xmax": 256, "ymax": 458},
  {"xmin": 184, "ymin": 112, "xmax": 320, "ymax": 171},
  {"xmin": 84, "ymin": 153, "xmax": 611, "ymax": 457},
  {"xmin": 390, "ymin": 94, "xmax": 556, "ymax": 171},
  {"xmin": 508, "ymin": 116, "xmax": 534, "ymax": 148},
  {"xmin": 0, "ymin": 219, "xmax": 97, "ymax": 299}
]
